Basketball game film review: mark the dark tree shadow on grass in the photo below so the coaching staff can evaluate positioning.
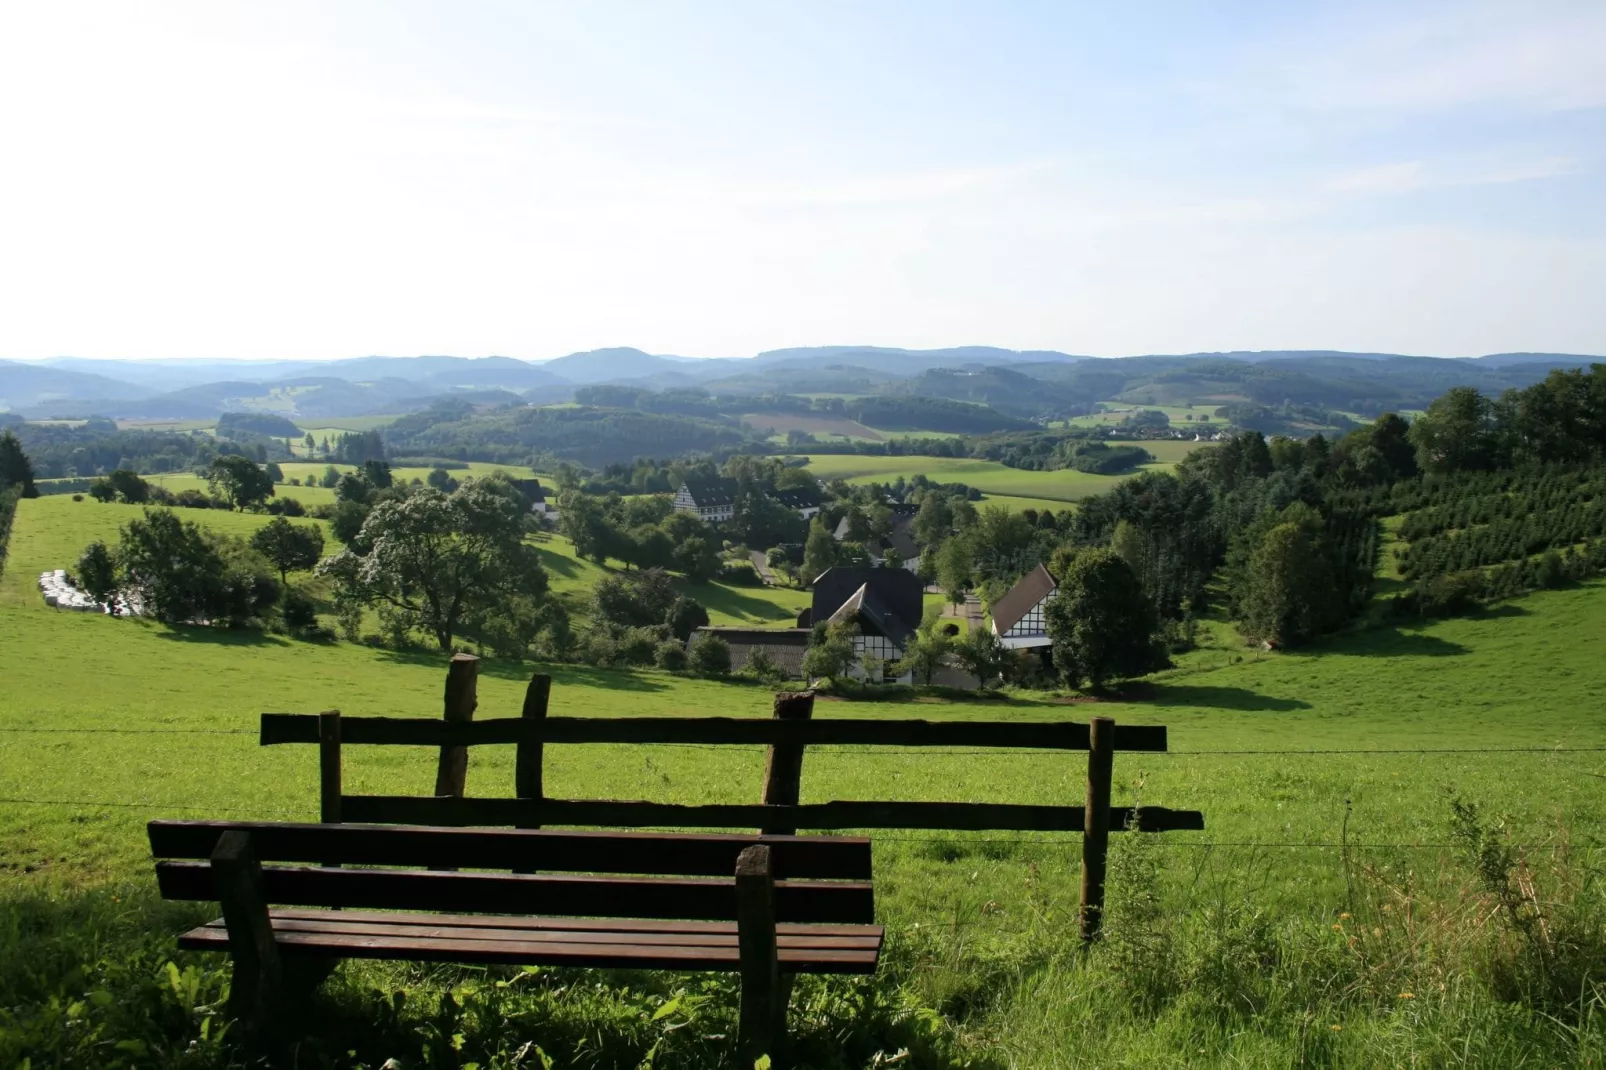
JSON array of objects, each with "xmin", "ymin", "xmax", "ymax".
[
  {"xmin": 1147, "ymin": 684, "xmax": 1312, "ymax": 712},
  {"xmin": 1293, "ymin": 628, "xmax": 1470, "ymax": 659},
  {"xmin": 534, "ymin": 546, "xmax": 589, "ymax": 580},
  {"xmin": 150, "ymin": 624, "xmax": 293, "ymax": 648},
  {"xmin": 370, "ymin": 648, "xmax": 671, "ymax": 692}
]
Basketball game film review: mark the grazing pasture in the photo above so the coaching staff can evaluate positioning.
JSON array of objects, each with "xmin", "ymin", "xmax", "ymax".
[{"xmin": 1, "ymin": 491, "xmax": 1604, "ymax": 1065}]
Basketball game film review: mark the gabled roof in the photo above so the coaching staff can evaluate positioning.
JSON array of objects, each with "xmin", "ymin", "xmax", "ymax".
[
  {"xmin": 680, "ymin": 476, "xmax": 738, "ymax": 506},
  {"xmin": 692, "ymin": 627, "xmax": 810, "ymax": 676},
  {"xmin": 990, "ymin": 563, "xmax": 1058, "ymax": 636},
  {"xmin": 827, "ymin": 583, "xmax": 916, "ymax": 647},
  {"xmin": 772, "ymin": 488, "xmax": 822, "ymax": 509},
  {"xmin": 812, "ymin": 566, "xmax": 922, "ymax": 647}
]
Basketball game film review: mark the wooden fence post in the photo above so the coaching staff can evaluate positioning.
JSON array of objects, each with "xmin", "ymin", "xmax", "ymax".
[
  {"xmin": 514, "ymin": 673, "xmax": 551, "ymax": 869},
  {"xmin": 317, "ymin": 710, "xmax": 342, "ymax": 824},
  {"xmin": 760, "ymin": 690, "xmax": 814, "ymax": 836},
  {"xmin": 1080, "ymin": 715, "xmax": 1114, "ymax": 941},
  {"xmin": 434, "ymin": 653, "xmax": 479, "ymax": 798}
]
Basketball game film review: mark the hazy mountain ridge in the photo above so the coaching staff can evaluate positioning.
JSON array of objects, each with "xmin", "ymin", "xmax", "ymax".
[{"xmin": 1, "ymin": 348, "xmax": 1599, "ymax": 420}]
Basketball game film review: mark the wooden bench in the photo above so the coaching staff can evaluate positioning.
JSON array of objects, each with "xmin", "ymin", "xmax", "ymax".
[{"xmin": 150, "ymin": 819, "xmax": 880, "ymax": 1064}]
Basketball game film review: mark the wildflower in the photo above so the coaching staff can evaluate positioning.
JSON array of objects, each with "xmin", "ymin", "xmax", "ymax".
[
  {"xmin": 1338, "ymin": 912, "xmax": 1351, "ymax": 920},
  {"xmin": 1398, "ymin": 992, "xmax": 1414, "ymax": 1000},
  {"xmin": 1332, "ymin": 923, "xmax": 1344, "ymax": 931},
  {"xmin": 1330, "ymin": 1024, "xmax": 1343, "ymax": 1031}
]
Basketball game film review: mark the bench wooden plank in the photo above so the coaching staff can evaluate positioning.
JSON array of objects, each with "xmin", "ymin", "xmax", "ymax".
[
  {"xmin": 243, "ymin": 908, "xmax": 879, "ymax": 939},
  {"xmin": 338, "ymin": 796, "xmax": 1207, "ymax": 833},
  {"xmin": 176, "ymin": 926, "xmax": 880, "ymax": 973},
  {"xmin": 148, "ymin": 821, "xmax": 873, "ymax": 879},
  {"xmin": 193, "ymin": 914, "xmax": 882, "ymax": 951},
  {"xmin": 156, "ymin": 862, "xmax": 876, "ymax": 925},
  {"xmin": 260, "ymin": 714, "xmax": 1169, "ymax": 752}
]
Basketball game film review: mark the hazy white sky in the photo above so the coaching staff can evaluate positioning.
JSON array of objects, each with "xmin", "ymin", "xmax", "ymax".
[{"xmin": 1, "ymin": 1, "xmax": 1602, "ymax": 360}]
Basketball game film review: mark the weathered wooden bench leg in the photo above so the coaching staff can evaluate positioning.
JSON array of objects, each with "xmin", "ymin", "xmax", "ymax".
[
  {"xmin": 211, "ymin": 831, "xmax": 284, "ymax": 1036},
  {"xmin": 736, "ymin": 844, "xmax": 787, "ymax": 1068}
]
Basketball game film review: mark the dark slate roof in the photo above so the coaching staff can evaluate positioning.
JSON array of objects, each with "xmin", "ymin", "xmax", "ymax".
[
  {"xmin": 691, "ymin": 627, "xmax": 810, "ymax": 676},
  {"xmin": 991, "ymin": 563, "xmax": 1058, "ymax": 635},
  {"xmin": 811, "ymin": 566, "xmax": 922, "ymax": 642},
  {"xmin": 772, "ymin": 487, "xmax": 822, "ymax": 509},
  {"xmin": 827, "ymin": 583, "xmax": 916, "ymax": 647},
  {"xmin": 507, "ymin": 477, "xmax": 547, "ymax": 503},
  {"xmin": 681, "ymin": 476, "xmax": 739, "ymax": 507}
]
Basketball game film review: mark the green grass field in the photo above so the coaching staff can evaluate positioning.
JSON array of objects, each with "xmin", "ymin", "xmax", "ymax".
[
  {"xmin": 798, "ymin": 450, "xmax": 1180, "ymax": 506},
  {"xmin": 3, "ymin": 494, "xmax": 1605, "ymax": 1065}
]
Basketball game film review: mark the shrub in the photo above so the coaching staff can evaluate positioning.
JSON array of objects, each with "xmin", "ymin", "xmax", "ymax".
[
  {"xmin": 654, "ymin": 639, "xmax": 689, "ymax": 671},
  {"xmin": 281, "ymin": 587, "xmax": 319, "ymax": 632},
  {"xmin": 688, "ymin": 634, "xmax": 732, "ymax": 676},
  {"xmin": 719, "ymin": 561, "xmax": 763, "ymax": 586},
  {"xmin": 743, "ymin": 647, "xmax": 787, "ymax": 685},
  {"xmin": 616, "ymin": 626, "xmax": 662, "ymax": 666}
]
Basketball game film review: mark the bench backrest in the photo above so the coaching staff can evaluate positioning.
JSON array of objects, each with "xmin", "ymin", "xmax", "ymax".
[{"xmin": 149, "ymin": 820, "xmax": 875, "ymax": 924}]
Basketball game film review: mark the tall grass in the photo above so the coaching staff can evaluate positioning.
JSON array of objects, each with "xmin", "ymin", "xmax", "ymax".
[{"xmin": 2, "ymin": 799, "xmax": 1601, "ymax": 1067}]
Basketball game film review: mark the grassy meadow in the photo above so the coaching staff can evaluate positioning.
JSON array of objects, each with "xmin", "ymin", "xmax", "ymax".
[
  {"xmin": 2, "ymin": 492, "xmax": 1605, "ymax": 1065},
  {"xmin": 797, "ymin": 448, "xmax": 1184, "ymax": 507}
]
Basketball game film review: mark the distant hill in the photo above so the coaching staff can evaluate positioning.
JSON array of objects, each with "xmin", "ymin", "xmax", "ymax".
[{"xmin": 4, "ymin": 347, "xmax": 1601, "ymax": 421}]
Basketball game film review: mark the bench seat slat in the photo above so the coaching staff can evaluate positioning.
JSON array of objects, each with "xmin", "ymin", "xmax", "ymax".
[
  {"xmin": 194, "ymin": 914, "xmax": 883, "ymax": 950},
  {"xmin": 148, "ymin": 821, "xmax": 872, "ymax": 879},
  {"xmin": 177, "ymin": 918, "xmax": 881, "ymax": 974},
  {"xmin": 247, "ymin": 907, "xmax": 880, "ymax": 939},
  {"xmin": 156, "ymin": 861, "xmax": 875, "ymax": 925}
]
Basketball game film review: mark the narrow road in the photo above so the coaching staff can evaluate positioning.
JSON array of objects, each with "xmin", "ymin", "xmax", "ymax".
[
  {"xmin": 940, "ymin": 593, "xmax": 984, "ymax": 631},
  {"xmin": 749, "ymin": 549, "xmax": 779, "ymax": 586}
]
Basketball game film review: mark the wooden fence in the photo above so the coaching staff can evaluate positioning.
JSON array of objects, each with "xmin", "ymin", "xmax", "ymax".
[{"xmin": 261, "ymin": 653, "xmax": 1204, "ymax": 939}]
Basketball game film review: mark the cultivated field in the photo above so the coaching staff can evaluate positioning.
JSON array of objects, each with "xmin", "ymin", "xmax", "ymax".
[
  {"xmin": 2, "ymin": 492, "xmax": 1604, "ymax": 1064},
  {"xmin": 741, "ymin": 412, "xmax": 886, "ymax": 442}
]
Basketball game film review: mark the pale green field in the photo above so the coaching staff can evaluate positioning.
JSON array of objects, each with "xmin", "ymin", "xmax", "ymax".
[
  {"xmin": 1065, "ymin": 403, "xmax": 1225, "ymax": 428},
  {"xmin": 799, "ymin": 453, "xmax": 1174, "ymax": 504}
]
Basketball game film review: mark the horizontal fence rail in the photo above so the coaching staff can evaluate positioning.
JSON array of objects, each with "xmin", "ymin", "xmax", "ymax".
[
  {"xmin": 259, "ymin": 713, "xmax": 1169, "ymax": 751},
  {"xmin": 337, "ymin": 796, "xmax": 1206, "ymax": 833}
]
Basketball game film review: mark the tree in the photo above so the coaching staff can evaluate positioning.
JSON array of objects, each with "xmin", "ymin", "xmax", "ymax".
[
  {"xmin": 1240, "ymin": 520, "xmax": 1334, "ymax": 647},
  {"xmin": 361, "ymin": 459, "xmax": 393, "ymax": 489},
  {"xmin": 801, "ymin": 517, "xmax": 838, "ymax": 583},
  {"xmin": 688, "ymin": 634, "xmax": 732, "ymax": 676},
  {"xmin": 894, "ymin": 622, "xmax": 953, "ymax": 685},
  {"xmin": 250, "ymin": 516, "xmax": 327, "ymax": 587},
  {"xmin": 329, "ymin": 500, "xmax": 370, "ymax": 546},
  {"xmin": 937, "ymin": 537, "xmax": 973, "ymax": 608},
  {"xmin": 802, "ymin": 621, "xmax": 858, "ymax": 682},
  {"xmin": 427, "ymin": 468, "xmax": 459, "ymax": 493},
  {"xmin": 319, "ymin": 480, "xmax": 549, "ymax": 651},
  {"xmin": 1044, "ymin": 549, "xmax": 1169, "ymax": 691},
  {"xmin": 1410, "ymin": 387, "xmax": 1502, "ymax": 473},
  {"xmin": 0, "ymin": 430, "xmax": 37, "ymax": 497},
  {"xmin": 913, "ymin": 494, "xmax": 954, "ymax": 550},
  {"xmin": 207, "ymin": 455, "xmax": 274, "ymax": 511},
  {"xmin": 665, "ymin": 596, "xmax": 710, "ymax": 641},
  {"xmin": 593, "ymin": 568, "xmax": 680, "ymax": 629},
  {"xmin": 953, "ymin": 625, "xmax": 1005, "ymax": 689},
  {"xmin": 76, "ymin": 540, "xmax": 120, "ymax": 612},
  {"xmin": 117, "ymin": 508, "xmax": 279, "ymax": 626},
  {"xmin": 88, "ymin": 477, "xmax": 117, "ymax": 503},
  {"xmin": 671, "ymin": 534, "xmax": 720, "ymax": 583},
  {"xmin": 108, "ymin": 469, "xmax": 150, "ymax": 503}
]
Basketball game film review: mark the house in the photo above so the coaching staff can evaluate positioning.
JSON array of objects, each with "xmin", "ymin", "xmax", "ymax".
[
  {"xmin": 990, "ymin": 563, "xmax": 1057, "ymax": 650},
  {"xmin": 687, "ymin": 627, "xmax": 811, "ymax": 677},
  {"xmin": 672, "ymin": 478, "xmax": 822, "ymax": 522},
  {"xmin": 672, "ymin": 477, "xmax": 739, "ymax": 522},
  {"xmin": 810, "ymin": 566, "xmax": 924, "ymax": 683},
  {"xmin": 831, "ymin": 512, "xmax": 921, "ymax": 572},
  {"xmin": 771, "ymin": 487, "xmax": 823, "ymax": 520},
  {"xmin": 508, "ymin": 478, "xmax": 560, "ymax": 521}
]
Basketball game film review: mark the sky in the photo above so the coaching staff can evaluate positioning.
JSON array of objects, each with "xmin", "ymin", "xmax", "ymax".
[{"xmin": 0, "ymin": 1, "xmax": 1602, "ymax": 361}]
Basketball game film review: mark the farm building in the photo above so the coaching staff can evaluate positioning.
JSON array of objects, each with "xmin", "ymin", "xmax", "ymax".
[
  {"xmin": 672, "ymin": 477, "xmax": 739, "ymax": 522},
  {"xmin": 830, "ymin": 511, "xmax": 921, "ymax": 572},
  {"xmin": 688, "ymin": 627, "xmax": 811, "ymax": 677},
  {"xmin": 811, "ymin": 566, "xmax": 923, "ymax": 683},
  {"xmin": 991, "ymin": 562, "xmax": 1057, "ymax": 650}
]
